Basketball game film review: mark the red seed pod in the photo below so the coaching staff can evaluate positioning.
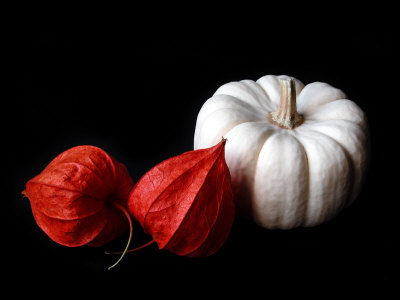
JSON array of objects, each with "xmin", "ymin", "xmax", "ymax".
[
  {"xmin": 128, "ymin": 138, "xmax": 235, "ymax": 257},
  {"xmin": 23, "ymin": 145, "xmax": 134, "ymax": 248}
]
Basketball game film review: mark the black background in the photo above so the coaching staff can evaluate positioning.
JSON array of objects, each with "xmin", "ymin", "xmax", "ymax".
[{"xmin": 5, "ymin": 12, "xmax": 397, "ymax": 297}]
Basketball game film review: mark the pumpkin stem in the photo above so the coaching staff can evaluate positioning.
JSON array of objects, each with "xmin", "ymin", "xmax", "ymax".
[
  {"xmin": 107, "ymin": 202, "xmax": 133, "ymax": 270},
  {"xmin": 268, "ymin": 77, "xmax": 303, "ymax": 129}
]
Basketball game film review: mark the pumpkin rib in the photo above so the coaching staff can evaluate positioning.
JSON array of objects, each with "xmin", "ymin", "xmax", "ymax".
[
  {"xmin": 304, "ymin": 119, "xmax": 367, "ymax": 152},
  {"xmin": 255, "ymin": 77, "xmax": 275, "ymax": 105},
  {"xmin": 304, "ymin": 99, "xmax": 367, "ymax": 129},
  {"xmin": 196, "ymin": 94, "xmax": 265, "ymax": 126},
  {"xmin": 297, "ymin": 82, "xmax": 347, "ymax": 115},
  {"xmin": 316, "ymin": 114, "xmax": 366, "ymax": 133},
  {"xmin": 317, "ymin": 118, "xmax": 365, "ymax": 129},
  {"xmin": 195, "ymin": 107, "xmax": 264, "ymax": 149},
  {"xmin": 254, "ymin": 132, "xmax": 309, "ymax": 228},
  {"xmin": 301, "ymin": 98, "xmax": 347, "ymax": 118},
  {"xmin": 209, "ymin": 97, "xmax": 267, "ymax": 118},
  {"xmin": 216, "ymin": 93, "xmax": 266, "ymax": 113},
  {"xmin": 310, "ymin": 127, "xmax": 356, "ymax": 212},
  {"xmin": 300, "ymin": 123, "xmax": 361, "ymax": 207},
  {"xmin": 288, "ymin": 134, "xmax": 311, "ymax": 227},
  {"xmin": 255, "ymin": 75, "xmax": 283, "ymax": 106},
  {"xmin": 293, "ymin": 128, "xmax": 351, "ymax": 226},
  {"xmin": 194, "ymin": 96, "xmax": 266, "ymax": 149},
  {"xmin": 214, "ymin": 81, "xmax": 272, "ymax": 112},
  {"xmin": 240, "ymin": 80, "xmax": 276, "ymax": 111},
  {"xmin": 223, "ymin": 121, "xmax": 276, "ymax": 216}
]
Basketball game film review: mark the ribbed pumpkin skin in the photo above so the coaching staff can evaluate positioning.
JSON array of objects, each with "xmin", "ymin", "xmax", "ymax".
[{"xmin": 194, "ymin": 75, "xmax": 369, "ymax": 229}]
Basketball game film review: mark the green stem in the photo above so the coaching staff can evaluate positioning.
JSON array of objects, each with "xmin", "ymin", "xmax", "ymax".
[
  {"xmin": 107, "ymin": 202, "xmax": 133, "ymax": 270},
  {"xmin": 105, "ymin": 239, "xmax": 155, "ymax": 255}
]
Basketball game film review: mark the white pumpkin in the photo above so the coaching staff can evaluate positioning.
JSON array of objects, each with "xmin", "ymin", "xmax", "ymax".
[{"xmin": 194, "ymin": 75, "xmax": 369, "ymax": 229}]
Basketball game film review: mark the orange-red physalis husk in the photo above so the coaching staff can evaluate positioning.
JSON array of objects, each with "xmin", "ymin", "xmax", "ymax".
[
  {"xmin": 23, "ymin": 145, "xmax": 134, "ymax": 247},
  {"xmin": 128, "ymin": 138, "xmax": 235, "ymax": 257}
]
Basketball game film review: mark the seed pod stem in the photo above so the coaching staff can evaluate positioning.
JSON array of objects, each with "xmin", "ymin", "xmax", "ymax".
[
  {"xmin": 107, "ymin": 202, "xmax": 133, "ymax": 270},
  {"xmin": 105, "ymin": 240, "xmax": 155, "ymax": 255}
]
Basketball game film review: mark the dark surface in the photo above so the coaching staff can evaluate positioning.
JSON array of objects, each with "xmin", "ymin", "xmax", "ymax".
[{"xmin": 5, "ymin": 20, "xmax": 396, "ymax": 296}]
